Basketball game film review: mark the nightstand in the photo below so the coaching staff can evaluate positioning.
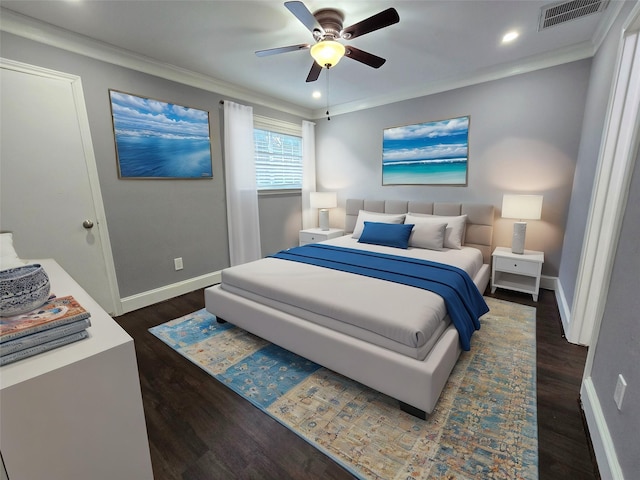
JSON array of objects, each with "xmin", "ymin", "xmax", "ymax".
[
  {"xmin": 491, "ymin": 246, "xmax": 544, "ymax": 301},
  {"xmin": 299, "ymin": 228, "xmax": 344, "ymax": 246}
]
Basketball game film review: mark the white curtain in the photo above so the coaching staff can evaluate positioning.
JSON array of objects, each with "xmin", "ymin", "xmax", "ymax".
[
  {"xmin": 223, "ymin": 101, "xmax": 261, "ymax": 266},
  {"xmin": 301, "ymin": 120, "xmax": 317, "ymax": 229}
]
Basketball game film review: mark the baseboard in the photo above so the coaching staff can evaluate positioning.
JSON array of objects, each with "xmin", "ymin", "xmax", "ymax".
[
  {"xmin": 555, "ymin": 278, "xmax": 572, "ymax": 339},
  {"xmin": 581, "ymin": 378, "xmax": 624, "ymax": 480},
  {"xmin": 120, "ymin": 271, "xmax": 222, "ymax": 315},
  {"xmin": 539, "ymin": 274, "xmax": 556, "ymax": 292},
  {"xmin": 540, "ymin": 277, "xmax": 577, "ymax": 345}
]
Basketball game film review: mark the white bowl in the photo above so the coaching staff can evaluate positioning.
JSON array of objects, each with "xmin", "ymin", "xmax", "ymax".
[{"xmin": 0, "ymin": 264, "xmax": 51, "ymax": 317}]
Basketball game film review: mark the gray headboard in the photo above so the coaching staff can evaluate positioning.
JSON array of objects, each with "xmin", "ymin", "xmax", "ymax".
[{"xmin": 345, "ymin": 199, "xmax": 495, "ymax": 264}]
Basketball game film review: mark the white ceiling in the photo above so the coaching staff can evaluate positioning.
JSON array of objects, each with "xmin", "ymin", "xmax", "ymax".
[{"xmin": 0, "ymin": 0, "xmax": 620, "ymax": 117}]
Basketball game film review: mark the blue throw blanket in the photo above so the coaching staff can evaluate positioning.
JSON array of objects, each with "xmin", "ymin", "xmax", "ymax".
[{"xmin": 269, "ymin": 244, "xmax": 488, "ymax": 351}]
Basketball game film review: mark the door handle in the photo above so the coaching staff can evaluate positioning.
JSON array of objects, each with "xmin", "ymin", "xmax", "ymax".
[{"xmin": 82, "ymin": 220, "xmax": 94, "ymax": 229}]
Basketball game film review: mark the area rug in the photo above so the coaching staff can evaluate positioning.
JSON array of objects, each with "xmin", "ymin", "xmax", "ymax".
[{"xmin": 149, "ymin": 297, "xmax": 537, "ymax": 479}]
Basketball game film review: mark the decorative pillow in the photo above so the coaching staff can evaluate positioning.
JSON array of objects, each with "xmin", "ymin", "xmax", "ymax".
[
  {"xmin": 405, "ymin": 213, "xmax": 467, "ymax": 249},
  {"xmin": 358, "ymin": 222, "xmax": 414, "ymax": 249},
  {"xmin": 408, "ymin": 221, "xmax": 447, "ymax": 250},
  {"xmin": 351, "ymin": 210, "xmax": 406, "ymax": 239},
  {"xmin": 0, "ymin": 233, "xmax": 27, "ymax": 270}
]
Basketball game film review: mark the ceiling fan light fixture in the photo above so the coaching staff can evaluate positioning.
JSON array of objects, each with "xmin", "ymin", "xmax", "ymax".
[{"xmin": 310, "ymin": 40, "xmax": 345, "ymax": 68}]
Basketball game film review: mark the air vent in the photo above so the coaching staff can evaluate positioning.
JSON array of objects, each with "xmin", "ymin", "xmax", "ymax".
[{"xmin": 539, "ymin": 0, "xmax": 609, "ymax": 30}]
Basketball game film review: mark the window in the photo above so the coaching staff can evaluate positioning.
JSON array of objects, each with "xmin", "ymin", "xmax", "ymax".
[{"xmin": 253, "ymin": 116, "xmax": 303, "ymax": 191}]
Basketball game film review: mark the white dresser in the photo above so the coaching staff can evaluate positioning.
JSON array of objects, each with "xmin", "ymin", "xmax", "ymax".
[{"xmin": 0, "ymin": 259, "xmax": 153, "ymax": 480}]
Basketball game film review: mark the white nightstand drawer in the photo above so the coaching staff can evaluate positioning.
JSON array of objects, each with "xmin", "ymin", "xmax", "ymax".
[
  {"xmin": 299, "ymin": 232, "xmax": 323, "ymax": 244},
  {"xmin": 299, "ymin": 228, "xmax": 344, "ymax": 246},
  {"xmin": 494, "ymin": 256, "xmax": 540, "ymax": 276}
]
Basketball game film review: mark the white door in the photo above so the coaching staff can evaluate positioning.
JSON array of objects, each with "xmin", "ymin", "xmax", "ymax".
[{"xmin": 0, "ymin": 60, "xmax": 120, "ymax": 314}]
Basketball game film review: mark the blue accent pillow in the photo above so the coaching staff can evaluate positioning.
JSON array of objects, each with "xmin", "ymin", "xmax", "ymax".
[{"xmin": 358, "ymin": 221, "xmax": 415, "ymax": 249}]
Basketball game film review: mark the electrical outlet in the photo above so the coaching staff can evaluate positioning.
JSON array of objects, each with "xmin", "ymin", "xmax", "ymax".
[
  {"xmin": 174, "ymin": 257, "xmax": 183, "ymax": 271},
  {"xmin": 614, "ymin": 374, "xmax": 627, "ymax": 410}
]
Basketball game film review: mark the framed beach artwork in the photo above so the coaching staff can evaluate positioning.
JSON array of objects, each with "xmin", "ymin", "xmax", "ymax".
[
  {"xmin": 109, "ymin": 90, "xmax": 213, "ymax": 179},
  {"xmin": 382, "ymin": 115, "xmax": 469, "ymax": 186}
]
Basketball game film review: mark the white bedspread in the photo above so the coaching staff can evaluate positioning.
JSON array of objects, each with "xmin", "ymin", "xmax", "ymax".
[{"xmin": 220, "ymin": 236, "xmax": 484, "ymax": 360}]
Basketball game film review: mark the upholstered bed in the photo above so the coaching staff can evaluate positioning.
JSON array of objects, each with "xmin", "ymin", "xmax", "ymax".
[{"xmin": 204, "ymin": 199, "xmax": 494, "ymax": 418}]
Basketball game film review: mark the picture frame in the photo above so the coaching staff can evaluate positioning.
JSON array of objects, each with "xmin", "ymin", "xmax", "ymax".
[
  {"xmin": 382, "ymin": 115, "xmax": 469, "ymax": 186},
  {"xmin": 109, "ymin": 90, "xmax": 213, "ymax": 179}
]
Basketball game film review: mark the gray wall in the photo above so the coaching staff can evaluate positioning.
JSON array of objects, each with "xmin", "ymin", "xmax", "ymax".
[
  {"xmin": 0, "ymin": 28, "xmax": 598, "ymax": 293},
  {"xmin": 315, "ymin": 60, "xmax": 592, "ymax": 277},
  {"xmin": 0, "ymin": 27, "xmax": 605, "ymax": 295},
  {"xmin": 558, "ymin": 1, "xmax": 638, "ymax": 308},
  {"xmin": 589, "ymin": 148, "xmax": 640, "ymax": 478},
  {"xmin": 258, "ymin": 192, "xmax": 302, "ymax": 256},
  {"xmin": 0, "ymin": 32, "xmax": 304, "ymax": 298}
]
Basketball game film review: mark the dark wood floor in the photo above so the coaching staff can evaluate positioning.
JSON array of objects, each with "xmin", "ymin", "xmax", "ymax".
[{"xmin": 116, "ymin": 287, "xmax": 598, "ymax": 480}]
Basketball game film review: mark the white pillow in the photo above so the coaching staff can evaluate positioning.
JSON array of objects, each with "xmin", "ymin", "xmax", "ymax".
[
  {"xmin": 405, "ymin": 213, "xmax": 467, "ymax": 249},
  {"xmin": 0, "ymin": 233, "xmax": 27, "ymax": 270},
  {"xmin": 408, "ymin": 221, "xmax": 447, "ymax": 250},
  {"xmin": 351, "ymin": 210, "xmax": 406, "ymax": 239}
]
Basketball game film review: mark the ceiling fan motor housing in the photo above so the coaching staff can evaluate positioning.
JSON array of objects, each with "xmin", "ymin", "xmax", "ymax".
[{"xmin": 313, "ymin": 8, "xmax": 344, "ymax": 40}]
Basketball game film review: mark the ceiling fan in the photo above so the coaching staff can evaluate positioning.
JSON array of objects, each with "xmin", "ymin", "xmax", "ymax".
[{"xmin": 255, "ymin": 1, "xmax": 400, "ymax": 82}]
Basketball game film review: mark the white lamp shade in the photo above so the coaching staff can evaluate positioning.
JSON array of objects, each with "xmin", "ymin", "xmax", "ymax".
[
  {"xmin": 310, "ymin": 192, "xmax": 337, "ymax": 209},
  {"xmin": 502, "ymin": 195, "xmax": 543, "ymax": 220}
]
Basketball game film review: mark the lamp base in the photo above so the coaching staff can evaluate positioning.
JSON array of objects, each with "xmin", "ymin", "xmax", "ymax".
[
  {"xmin": 319, "ymin": 209, "xmax": 329, "ymax": 231},
  {"xmin": 512, "ymin": 222, "xmax": 527, "ymax": 254}
]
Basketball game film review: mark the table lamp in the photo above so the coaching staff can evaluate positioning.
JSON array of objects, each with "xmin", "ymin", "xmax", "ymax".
[
  {"xmin": 310, "ymin": 192, "xmax": 337, "ymax": 231},
  {"xmin": 502, "ymin": 194, "xmax": 543, "ymax": 254}
]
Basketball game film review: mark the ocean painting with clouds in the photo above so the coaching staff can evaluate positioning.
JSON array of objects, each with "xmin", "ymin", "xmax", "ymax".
[
  {"xmin": 382, "ymin": 116, "xmax": 469, "ymax": 185},
  {"xmin": 109, "ymin": 90, "xmax": 213, "ymax": 179}
]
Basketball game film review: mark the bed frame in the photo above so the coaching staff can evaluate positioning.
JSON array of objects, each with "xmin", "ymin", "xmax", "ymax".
[{"xmin": 205, "ymin": 199, "xmax": 494, "ymax": 418}]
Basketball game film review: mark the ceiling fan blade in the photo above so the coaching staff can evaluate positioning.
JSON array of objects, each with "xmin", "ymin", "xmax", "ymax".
[
  {"xmin": 285, "ymin": 1, "xmax": 324, "ymax": 35},
  {"xmin": 341, "ymin": 8, "xmax": 399, "ymax": 40},
  {"xmin": 305, "ymin": 61, "xmax": 322, "ymax": 82},
  {"xmin": 255, "ymin": 44, "xmax": 310, "ymax": 57},
  {"xmin": 344, "ymin": 46, "xmax": 386, "ymax": 68}
]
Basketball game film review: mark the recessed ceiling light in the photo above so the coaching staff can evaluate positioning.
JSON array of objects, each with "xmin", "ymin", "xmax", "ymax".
[
  {"xmin": 502, "ymin": 31, "xmax": 519, "ymax": 43},
  {"xmin": 312, "ymin": 91, "xmax": 322, "ymax": 99}
]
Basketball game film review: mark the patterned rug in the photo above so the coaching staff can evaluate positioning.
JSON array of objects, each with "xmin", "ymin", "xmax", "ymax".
[{"xmin": 149, "ymin": 297, "xmax": 537, "ymax": 479}]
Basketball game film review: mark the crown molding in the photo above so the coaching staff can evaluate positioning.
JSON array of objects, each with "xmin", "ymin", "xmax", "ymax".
[
  {"xmin": 0, "ymin": 8, "xmax": 313, "ymax": 119},
  {"xmin": 311, "ymin": 41, "xmax": 596, "ymax": 118},
  {"xmin": 592, "ymin": 0, "xmax": 626, "ymax": 50}
]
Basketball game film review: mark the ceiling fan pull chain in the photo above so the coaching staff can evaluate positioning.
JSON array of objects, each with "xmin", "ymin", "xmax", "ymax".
[{"xmin": 326, "ymin": 66, "xmax": 331, "ymax": 121}]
